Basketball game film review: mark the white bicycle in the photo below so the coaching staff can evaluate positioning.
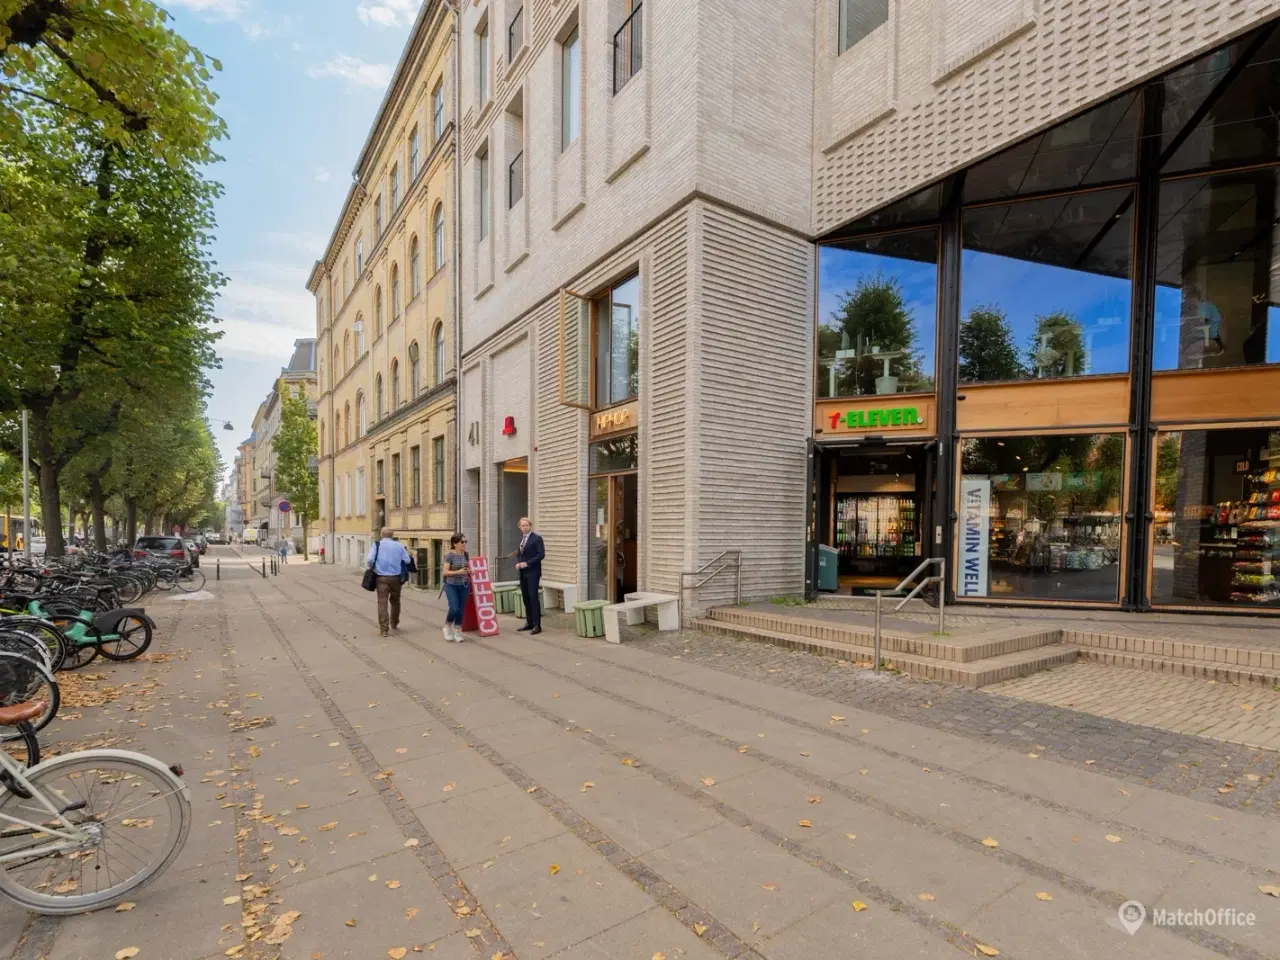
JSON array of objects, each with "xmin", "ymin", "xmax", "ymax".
[{"xmin": 0, "ymin": 701, "xmax": 191, "ymax": 914}]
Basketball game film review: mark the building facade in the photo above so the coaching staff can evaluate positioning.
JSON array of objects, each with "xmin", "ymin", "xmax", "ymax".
[
  {"xmin": 452, "ymin": 0, "xmax": 1280, "ymax": 615},
  {"xmin": 310, "ymin": 0, "xmax": 458, "ymax": 576}
]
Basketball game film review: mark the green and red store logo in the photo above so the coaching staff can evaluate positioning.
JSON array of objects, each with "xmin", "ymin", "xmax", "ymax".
[{"xmin": 828, "ymin": 406, "xmax": 924, "ymax": 430}]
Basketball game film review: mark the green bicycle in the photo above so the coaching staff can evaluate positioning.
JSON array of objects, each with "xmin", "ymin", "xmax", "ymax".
[{"xmin": 9, "ymin": 602, "xmax": 154, "ymax": 670}]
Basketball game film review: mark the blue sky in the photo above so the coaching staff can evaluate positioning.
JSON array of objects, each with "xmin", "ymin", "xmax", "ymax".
[{"xmin": 163, "ymin": 0, "xmax": 419, "ymax": 481}]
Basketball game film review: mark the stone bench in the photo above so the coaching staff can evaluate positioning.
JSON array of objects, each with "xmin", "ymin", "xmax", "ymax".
[
  {"xmin": 541, "ymin": 581, "xmax": 578, "ymax": 612},
  {"xmin": 602, "ymin": 592, "xmax": 680, "ymax": 644}
]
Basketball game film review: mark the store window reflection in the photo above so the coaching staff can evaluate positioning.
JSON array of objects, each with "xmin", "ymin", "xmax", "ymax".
[
  {"xmin": 594, "ymin": 274, "xmax": 640, "ymax": 408},
  {"xmin": 817, "ymin": 230, "xmax": 937, "ymax": 399},
  {"xmin": 1153, "ymin": 168, "xmax": 1280, "ymax": 371},
  {"xmin": 960, "ymin": 190, "xmax": 1133, "ymax": 382},
  {"xmin": 958, "ymin": 434, "xmax": 1125, "ymax": 601},
  {"xmin": 1151, "ymin": 428, "xmax": 1280, "ymax": 608}
]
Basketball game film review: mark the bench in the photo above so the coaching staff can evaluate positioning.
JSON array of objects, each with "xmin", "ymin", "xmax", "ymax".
[
  {"xmin": 602, "ymin": 592, "xmax": 680, "ymax": 644},
  {"xmin": 541, "ymin": 581, "xmax": 578, "ymax": 612}
]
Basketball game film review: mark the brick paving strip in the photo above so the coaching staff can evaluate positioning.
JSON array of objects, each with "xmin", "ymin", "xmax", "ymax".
[
  {"xmin": 239, "ymin": 588, "xmax": 518, "ymax": 959},
  {"xmin": 272, "ymin": 574, "xmax": 1275, "ymax": 960}
]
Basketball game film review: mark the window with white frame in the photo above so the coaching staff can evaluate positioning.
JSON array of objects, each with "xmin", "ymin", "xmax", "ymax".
[
  {"xmin": 477, "ymin": 149, "xmax": 490, "ymax": 241},
  {"xmin": 390, "ymin": 165, "xmax": 400, "ymax": 210},
  {"xmin": 560, "ymin": 26, "xmax": 581, "ymax": 151},
  {"xmin": 432, "ymin": 81, "xmax": 445, "ymax": 141},
  {"xmin": 355, "ymin": 237, "xmax": 363, "ymax": 277},
  {"xmin": 432, "ymin": 203, "xmax": 445, "ymax": 271},
  {"xmin": 409, "ymin": 126, "xmax": 420, "ymax": 180},
  {"xmin": 410, "ymin": 236, "xmax": 421, "ymax": 298},
  {"xmin": 375, "ymin": 194, "xmax": 383, "ymax": 239},
  {"xmin": 356, "ymin": 467, "xmax": 366, "ymax": 515}
]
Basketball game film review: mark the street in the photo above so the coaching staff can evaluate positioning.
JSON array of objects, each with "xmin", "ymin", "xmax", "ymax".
[{"xmin": 2, "ymin": 546, "xmax": 1278, "ymax": 960}]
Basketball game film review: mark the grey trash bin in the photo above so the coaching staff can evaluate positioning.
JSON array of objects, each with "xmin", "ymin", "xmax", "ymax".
[{"xmin": 817, "ymin": 544, "xmax": 839, "ymax": 592}]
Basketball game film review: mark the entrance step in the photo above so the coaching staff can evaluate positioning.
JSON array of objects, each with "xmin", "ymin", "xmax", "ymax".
[
  {"xmin": 694, "ymin": 616, "xmax": 1079, "ymax": 688},
  {"xmin": 1077, "ymin": 646, "xmax": 1280, "ymax": 689}
]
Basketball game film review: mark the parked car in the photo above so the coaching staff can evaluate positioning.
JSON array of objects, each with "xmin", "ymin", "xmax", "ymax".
[
  {"xmin": 192, "ymin": 533, "xmax": 208, "ymax": 554},
  {"xmin": 206, "ymin": 531, "xmax": 225, "ymax": 545},
  {"xmin": 134, "ymin": 535, "xmax": 192, "ymax": 565}
]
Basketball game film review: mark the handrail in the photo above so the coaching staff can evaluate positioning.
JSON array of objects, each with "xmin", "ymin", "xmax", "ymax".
[
  {"xmin": 680, "ymin": 549, "xmax": 742, "ymax": 621},
  {"xmin": 872, "ymin": 558, "xmax": 946, "ymax": 675}
]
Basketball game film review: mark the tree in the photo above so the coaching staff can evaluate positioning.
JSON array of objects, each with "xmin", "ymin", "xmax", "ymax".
[
  {"xmin": 959, "ymin": 306, "xmax": 1023, "ymax": 382},
  {"xmin": 823, "ymin": 273, "xmax": 926, "ymax": 396},
  {"xmin": 272, "ymin": 382, "xmax": 318, "ymax": 560},
  {"xmin": 1028, "ymin": 311, "xmax": 1087, "ymax": 378}
]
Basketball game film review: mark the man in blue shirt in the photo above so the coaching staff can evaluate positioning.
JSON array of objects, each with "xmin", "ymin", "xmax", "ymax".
[{"xmin": 367, "ymin": 527, "xmax": 412, "ymax": 636}]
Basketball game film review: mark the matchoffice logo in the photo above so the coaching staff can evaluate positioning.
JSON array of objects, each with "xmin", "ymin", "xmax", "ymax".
[{"xmin": 1118, "ymin": 900, "xmax": 1256, "ymax": 935}]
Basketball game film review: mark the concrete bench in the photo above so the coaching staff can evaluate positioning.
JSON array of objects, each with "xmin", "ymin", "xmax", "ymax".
[
  {"xmin": 602, "ymin": 592, "xmax": 680, "ymax": 644},
  {"xmin": 541, "ymin": 581, "xmax": 578, "ymax": 612}
]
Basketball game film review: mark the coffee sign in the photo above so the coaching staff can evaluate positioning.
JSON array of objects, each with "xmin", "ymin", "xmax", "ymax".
[{"xmin": 466, "ymin": 556, "xmax": 499, "ymax": 637}]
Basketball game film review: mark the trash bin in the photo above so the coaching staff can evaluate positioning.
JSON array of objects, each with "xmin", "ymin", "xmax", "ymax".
[
  {"xmin": 494, "ymin": 584, "xmax": 519, "ymax": 614},
  {"xmin": 817, "ymin": 544, "xmax": 839, "ymax": 592},
  {"xmin": 574, "ymin": 600, "xmax": 609, "ymax": 638}
]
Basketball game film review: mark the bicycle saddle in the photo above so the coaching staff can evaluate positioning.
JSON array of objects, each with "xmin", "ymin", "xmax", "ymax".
[{"xmin": 0, "ymin": 701, "xmax": 46, "ymax": 726}]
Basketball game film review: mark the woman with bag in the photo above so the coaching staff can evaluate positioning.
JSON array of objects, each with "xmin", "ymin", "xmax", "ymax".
[{"xmin": 441, "ymin": 534, "xmax": 471, "ymax": 642}]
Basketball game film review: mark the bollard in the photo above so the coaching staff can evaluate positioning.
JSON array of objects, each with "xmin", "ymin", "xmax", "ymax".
[
  {"xmin": 261, "ymin": 558, "xmax": 266, "ymax": 578},
  {"xmin": 216, "ymin": 559, "xmax": 220, "ymax": 582},
  {"xmin": 873, "ymin": 591, "xmax": 882, "ymax": 675},
  {"xmin": 937, "ymin": 560, "xmax": 946, "ymax": 635}
]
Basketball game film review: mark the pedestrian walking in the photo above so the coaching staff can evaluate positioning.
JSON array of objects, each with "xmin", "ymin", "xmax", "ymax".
[
  {"xmin": 515, "ymin": 517, "xmax": 544, "ymax": 634},
  {"xmin": 441, "ymin": 534, "xmax": 471, "ymax": 642},
  {"xmin": 278, "ymin": 541, "xmax": 289, "ymax": 565},
  {"xmin": 366, "ymin": 527, "xmax": 412, "ymax": 636}
]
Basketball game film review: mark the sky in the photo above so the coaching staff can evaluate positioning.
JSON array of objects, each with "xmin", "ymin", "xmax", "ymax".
[{"xmin": 161, "ymin": 0, "xmax": 421, "ymax": 483}]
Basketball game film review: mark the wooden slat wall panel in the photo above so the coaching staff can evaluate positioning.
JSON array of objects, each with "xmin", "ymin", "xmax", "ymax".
[
  {"xmin": 1152, "ymin": 367, "xmax": 1280, "ymax": 425},
  {"xmin": 956, "ymin": 376, "xmax": 1130, "ymax": 432}
]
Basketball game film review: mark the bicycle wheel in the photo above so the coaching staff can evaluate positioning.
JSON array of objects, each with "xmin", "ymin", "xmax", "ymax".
[
  {"xmin": 0, "ymin": 630, "xmax": 53, "ymax": 673},
  {"xmin": 97, "ymin": 617, "xmax": 152, "ymax": 661},
  {"xmin": 0, "ymin": 749, "xmax": 190, "ymax": 914},
  {"xmin": 1, "ymin": 722, "xmax": 39, "ymax": 769},
  {"xmin": 0, "ymin": 652, "xmax": 58, "ymax": 733},
  {"xmin": 8, "ymin": 621, "xmax": 68, "ymax": 673},
  {"xmin": 45, "ymin": 616, "xmax": 100, "ymax": 672},
  {"xmin": 172, "ymin": 569, "xmax": 205, "ymax": 594}
]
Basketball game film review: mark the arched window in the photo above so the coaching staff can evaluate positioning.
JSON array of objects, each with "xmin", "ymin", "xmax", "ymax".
[
  {"xmin": 343, "ymin": 331, "xmax": 350, "ymax": 371},
  {"xmin": 334, "ymin": 413, "xmax": 341, "ymax": 450},
  {"xmin": 319, "ymin": 421, "xmax": 326, "ymax": 457},
  {"xmin": 374, "ymin": 285, "xmax": 383, "ymax": 338},
  {"xmin": 343, "ymin": 403, "xmax": 350, "ymax": 447},
  {"xmin": 357, "ymin": 391, "xmax": 367, "ymax": 436},
  {"xmin": 409, "ymin": 236, "xmax": 421, "ymax": 299},
  {"xmin": 432, "ymin": 203, "xmax": 445, "ymax": 272},
  {"xmin": 354, "ymin": 316, "xmax": 365, "ymax": 355},
  {"xmin": 433, "ymin": 322, "xmax": 446, "ymax": 383},
  {"xmin": 390, "ymin": 264, "xmax": 401, "ymax": 319},
  {"xmin": 391, "ymin": 359, "xmax": 401, "ymax": 411},
  {"xmin": 333, "ymin": 346, "xmax": 340, "ymax": 379},
  {"xmin": 408, "ymin": 341, "xmax": 421, "ymax": 398},
  {"xmin": 375, "ymin": 373, "xmax": 385, "ymax": 419},
  {"xmin": 319, "ymin": 357, "xmax": 325, "ymax": 391}
]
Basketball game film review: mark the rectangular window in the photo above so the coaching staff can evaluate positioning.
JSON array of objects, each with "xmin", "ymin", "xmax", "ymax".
[
  {"xmin": 477, "ymin": 23, "xmax": 490, "ymax": 104},
  {"xmin": 432, "ymin": 82, "xmax": 444, "ymax": 141},
  {"xmin": 560, "ymin": 26, "xmax": 581, "ymax": 151},
  {"xmin": 818, "ymin": 230, "xmax": 938, "ymax": 398},
  {"xmin": 392, "ymin": 453, "xmax": 402, "ymax": 508},
  {"xmin": 390, "ymin": 165, "xmax": 400, "ymax": 210},
  {"xmin": 593, "ymin": 273, "xmax": 640, "ymax": 408},
  {"xmin": 355, "ymin": 238, "xmax": 363, "ymax": 277},
  {"xmin": 433, "ymin": 436, "xmax": 446, "ymax": 503},
  {"xmin": 410, "ymin": 445, "xmax": 421, "ymax": 506},
  {"xmin": 507, "ymin": 5, "xmax": 523, "ymax": 61},
  {"xmin": 957, "ymin": 434, "xmax": 1125, "ymax": 603},
  {"xmin": 355, "ymin": 469, "xmax": 366, "ymax": 516},
  {"xmin": 374, "ymin": 195, "xmax": 383, "ymax": 240},
  {"xmin": 375, "ymin": 459, "xmax": 385, "ymax": 496},
  {"xmin": 477, "ymin": 151, "xmax": 490, "ymax": 241},
  {"xmin": 612, "ymin": 1, "xmax": 643, "ymax": 94},
  {"xmin": 507, "ymin": 150, "xmax": 523, "ymax": 208},
  {"xmin": 838, "ymin": 0, "xmax": 888, "ymax": 54},
  {"xmin": 409, "ymin": 127, "xmax": 420, "ymax": 180},
  {"xmin": 319, "ymin": 479, "xmax": 326, "ymax": 519}
]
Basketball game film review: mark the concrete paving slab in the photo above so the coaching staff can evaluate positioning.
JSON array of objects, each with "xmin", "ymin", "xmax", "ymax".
[
  {"xmin": 547, "ymin": 905, "xmax": 723, "ymax": 960},
  {"xmin": 759, "ymin": 894, "xmax": 961, "ymax": 960},
  {"xmin": 395, "ymin": 746, "xmax": 511, "ymax": 808},
  {"xmin": 413, "ymin": 782, "xmax": 568, "ymax": 869}
]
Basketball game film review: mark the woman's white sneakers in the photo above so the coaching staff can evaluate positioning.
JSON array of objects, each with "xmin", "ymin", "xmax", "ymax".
[{"xmin": 443, "ymin": 624, "xmax": 464, "ymax": 642}]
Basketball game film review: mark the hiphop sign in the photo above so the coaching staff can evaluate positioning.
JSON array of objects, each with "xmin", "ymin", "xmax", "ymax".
[{"xmin": 466, "ymin": 556, "xmax": 500, "ymax": 637}]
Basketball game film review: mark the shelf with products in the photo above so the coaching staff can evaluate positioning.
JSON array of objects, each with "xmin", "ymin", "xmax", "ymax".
[
  {"xmin": 834, "ymin": 494, "xmax": 919, "ymax": 562},
  {"xmin": 1219, "ymin": 456, "xmax": 1280, "ymax": 604}
]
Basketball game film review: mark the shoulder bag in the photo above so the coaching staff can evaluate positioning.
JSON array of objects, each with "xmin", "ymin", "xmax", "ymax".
[{"xmin": 361, "ymin": 541, "xmax": 380, "ymax": 591}]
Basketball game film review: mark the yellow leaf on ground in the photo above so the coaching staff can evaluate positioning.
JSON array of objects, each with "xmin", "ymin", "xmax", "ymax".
[
  {"xmin": 296, "ymin": 803, "xmax": 310, "ymax": 810},
  {"xmin": 694, "ymin": 923, "xmax": 709, "ymax": 936},
  {"xmin": 700, "ymin": 777, "xmax": 716, "ymax": 787},
  {"xmin": 581, "ymin": 782, "xmax": 595, "ymax": 792},
  {"xmin": 223, "ymin": 896, "xmax": 241, "ymax": 905},
  {"xmin": 348, "ymin": 831, "xmax": 367, "ymax": 838},
  {"xmin": 622, "ymin": 757, "xmax": 636, "ymax": 765},
  {"xmin": 396, "ymin": 748, "xmax": 408, "ymax": 754},
  {"xmin": 846, "ymin": 833, "xmax": 856, "ymax": 840},
  {"xmin": 278, "ymin": 826, "xmax": 300, "ymax": 836},
  {"xmin": 1105, "ymin": 835, "xmax": 1124, "ymax": 843},
  {"xmin": 406, "ymin": 907, "xmax": 420, "ymax": 919},
  {"xmin": 851, "ymin": 901, "xmax": 867, "ymax": 912},
  {"xmin": 1246, "ymin": 774, "xmax": 1261, "ymax": 782},
  {"xmin": 549, "ymin": 864, "xmax": 560, "ymax": 875},
  {"xmin": 858, "ymin": 769, "xmax": 869, "ymax": 776},
  {"xmin": 318, "ymin": 822, "xmax": 338, "ymax": 832},
  {"xmin": 982, "ymin": 837, "xmax": 999, "ymax": 848},
  {"xmin": 116, "ymin": 902, "xmax": 136, "ymax": 912},
  {"xmin": 1242, "ymin": 704, "xmax": 1254, "ymax": 711},
  {"xmin": 1218, "ymin": 784, "xmax": 1235, "ymax": 794},
  {"xmin": 369, "ymin": 875, "xmax": 378, "ymax": 882},
  {"xmin": 1036, "ymin": 892, "xmax": 1054, "ymax": 901},
  {"xmin": 389, "ymin": 950, "xmax": 408, "ymax": 959},
  {"xmin": 918, "ymin": 892, "xmax": 935, "ymax": 902},
  {"xmin": 830, "ymin": 716, "xmax": 845, "ymax": 723},
  {"xmin": 798, "ymin": 819, "xmax": 813, "ymax": 828},
  {"xmin": 653, "ymin": 954, "xmax": 667, "ymax": 960},
  {"xmin": 799, "ymin": 752, "xmax": 810, "ymax": 757},
  {"xmin": 1084, "ymin": 760, "xmax": 1096, "ymax": 765},
  {"xmin": 116, "ymin": 950, "xmax": 140, "ymax": 960},
  {"xmin": 1259, "ymin": 885, "xmax": 1280, "ymax": 897},
  {"xmin": 1027, "ymin": 753, "xmax": 1039, "ymax": 759},
  {"xmin": 226, "ymin": 947, "xmax": 245, "ymax": 957},
  {"xmin": 761, "ymin": 883, "xmax": 778, "ymax": 891},
  {"xmin": 738, "ymin": 746, "xmax": 748, "ymax": 754},
  {"xmin": 464, "ymin": 929, "xmax": 482, "ymax": 939},
  {"xmin": 405, "ymin": 838, "xmax": 420, "ymax": 848},
  {"xmin": 386, "ymin": 880, "xmax": 401, "ymax": 889},
  {"xmin": 975, "ymin": 944, "xmax": 1000, "ymax": 956},
  {"xmin": 248, "ymin": 746, "xmax": 261, "ymax": 758},
  {"xmin": 442, "ymin": 782, "xmax": 456, "ymax": 792},
  {"xmin": 345, "ymin": 919, "xmax": 357, "ymax": 927},
  {"xmin": 328, "ymin": 742, "xmax": 339, "ymax": 747},
  {"xmin": 807, "ymin": 796, "xmax": 821, "ymax": 804}
]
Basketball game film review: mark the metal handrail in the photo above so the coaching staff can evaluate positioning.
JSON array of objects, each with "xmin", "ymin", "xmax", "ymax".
[
  {"xmin": 872, "ymin": 558, "xmax": 946, "ymax": 675},
  {"xmin": 680, "ymin": 549, "xmax": 742, "ymax": 619}
]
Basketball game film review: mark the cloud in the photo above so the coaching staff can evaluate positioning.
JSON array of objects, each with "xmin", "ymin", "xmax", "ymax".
[
  {"xmin": 356, "ymin": 0, "xmax": 419, "ymax": 27},
  {"xmin": 315, "ymin": 167, "xmax": 331, "ymax": 182},
  {"xmin": 161, "ymin": 0, "xmax": 284, "ymax": 40},
  {"xmin": 306, "ymin": 54, "xmax": 392, "ymax": 89},
  {"xmin": 214, "ymin": 262, "xmax": 317, "ymax": 363},
  {"xmin": 163, "ymin": 0, "xmax": 247, "ymax": 14},
  {"xmin": 266, "ymin": 230, "xmax": 328, "ymax": 255}
]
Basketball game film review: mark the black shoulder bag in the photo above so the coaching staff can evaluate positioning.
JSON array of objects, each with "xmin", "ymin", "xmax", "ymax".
[{"xmin": 361, "ymin": 541, "xmax": 380, "ymax": 591}]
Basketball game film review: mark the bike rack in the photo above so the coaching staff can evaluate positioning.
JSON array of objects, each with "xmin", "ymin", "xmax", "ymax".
[{"xmin": 872, "ymin": 558, "xmax": 946, "ymax": 675}]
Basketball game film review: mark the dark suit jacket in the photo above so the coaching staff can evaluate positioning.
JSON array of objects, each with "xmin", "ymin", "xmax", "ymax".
[{"xmin": 517, "ymin": 532, "xmax": 545, "ymax": 575}]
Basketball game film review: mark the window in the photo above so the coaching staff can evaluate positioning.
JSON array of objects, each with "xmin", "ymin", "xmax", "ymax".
[
  {"xmin": 612, "ymin": 1, "xmax": 643, "ymax": 94},
  {"xmin": 507, "ymin": 5, "xmax": 523, "ymax": 61},
  {"xmin": 355, "ymin": 238, "xmax": 363, "ymax": 277},
  {"xmin": 593, "ymin": 273, "xmax": 640, "ymax": 408},
  {"xmin": 375, "ymin": 459, "xmax": 385, "ymax": 495},
  {"xmin": 354, "ymin": 317, "xmax": 365, "ymax": 356},
  {"xmin": 958, "ymin": 433, "xmax": 1125, "ymax": 602},
  {"xmin": 391, "ymin": 358, "xmax": 401, "ymax": 410},
  {"xmin": 375, "ymin": 374, "xmax": 384, "ymax": 419},
  {"xmin": 391, "ymin": 453, "xmax": 402, "ymax": 508},
  {"xmin": 507, "ymin": 149, "xmax": 523, "ymax": 208},
  {"xmin": 409, "ymin": 341, "xmax": 421, "ymax": 397},
  {"xmin": 477, "ymin": 151, "xmax": 490, "ymax": 241},
  {"xmin": 432, "ymin": 81, "xmax": 444, "ymax": 141},
  {"xmin": 356, "ymin": 468, "xmax": 366, "ymax": 515},
  {"xmin": 375, "ymin": 194, "xmax": 383, "ymax": 240},
  {"xmin": 818, "ymin": 230, "xmax": 937, "ymax": 398},
  {"xmin": 319, "ymin": 421, "xmax": 326, "ymax": 457},
  {"xmin": 343, "ymin": 331, "xmax": 350, "ymax": 371},
  {"xmin": 409, "ymin": 126, "xmax": 420, "ymax": 180},
  {"xmin": 560, "ymin": 26, "xmax": 581, "ymax": 150},
  {"xmin": 409, "ymin": 236, "xmax": 421, "ymax": 298},
  {"xmin": 319, "ymin": 479, "xmax": 326, "ymax": 519},
  {"xmin": 390, "ymin": 165, "xmax": 400, "ymax": 211},
  {"xmin": 343, "ymin": 402, "xmax": 350, "ymax": 446},
  {"xmin": 391, "ymin": 264, "xmax": 401, "ymax": 319},
  {"xmin": 356, "ymin": 392, "xmax": 367, "ymax": 436},
  {"xmin": 340, "ymin": 473, "xmax": 347, "ymax": 517},
  {"xmin": 333, "ymin": 346, "xmax": 340, "ymax": 378},
  {"xmin": 838, "ymin": 0, "xmax": 888, "ymax": 54},
  {"xmin": 342, "ymin": 260, "xmax": 349, "ymax": 300},
  {"xmin": 317, "ymin": 296, "xmax": 324, "ymax": 329},
  {"xmin": 477, "ymin": 23, "xmax": 490, "ymax": 104},
  {"xmin": 334, "ymin": 413, "xmax": 341, "ymax": 450},
  {"xmin": 433, "ymin": 436, "xmax": 446, "ymax": 502},
  {"xmin": 410, "ymin": 445, "xmax": 421, "ymax": 506},
  {"xmin": 433, "ymin": 322, "xmax": 445, "ymax": 383},
  {"xmin": 374, "ymin": 286, "xmax": 384, "ymax": 337},
  {"xmin": 432, "ymin": 204, "xmax": 445, "ymax": 272},
  {"xmin": 961, "ymin": 189, "xmax": 1134, "ymax": 382}
]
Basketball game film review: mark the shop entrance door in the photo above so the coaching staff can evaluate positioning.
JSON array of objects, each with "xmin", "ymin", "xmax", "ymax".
[{"xmin": 588, "ymin": 473, "xmax": 638, "ymax": 602}]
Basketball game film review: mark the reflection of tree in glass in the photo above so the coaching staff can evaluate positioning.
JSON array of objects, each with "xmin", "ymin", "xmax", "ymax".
[
  {"xmin": 959, "ymin": 306, "xmax": 1024, "ymax": 382},
  {"xmin": 628, "ymin": 325, "xmax": 639, "ymax": 398},
  {"xmin": 1029, "ymin": 312, "xmax": 1087, "ymax": 378},
  {"xmin": 825, "ymin": 273, "xmax": 925, "ymax": 395},
  {"xmin": 1154, "ymin": 434, "xmax": 1181, "ymax": 512}
]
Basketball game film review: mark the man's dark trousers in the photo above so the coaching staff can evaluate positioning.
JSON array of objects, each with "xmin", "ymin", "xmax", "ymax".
[{"xmin": 519, "ymin": 569, "xmax": 541, "ymax": 629}]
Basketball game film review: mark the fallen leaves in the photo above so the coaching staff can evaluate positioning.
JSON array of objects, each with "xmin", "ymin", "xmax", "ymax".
[
  {"xmin": 918, "ymin": 892, "xmax": 936, "ymax": 902},
  {"xmin": 761, "ymin": 883, "xmax": 778, "ymax": 891},
  {"xmin": 1036, "ymin": 892, "xmax": 1054, "ymax": 902},
  {"xmin": 548, "ymin": 864, "xmax": 560, "ymax": 875},
  {"xmin": 345, "ymin": 919, "xmax": 357, "ymax": 928},
  {"xmin": 580, "ymin": 782, "xmax": 595, "ymax": 792},
  {"xmin": 797, "ymin": 819, "xmax": 813, "ymax": 828},
  {"xmin": 1241, "ymin": 703, "xmax": 1254, "ymax": 712},
  {"xmin": 223, "ymin": 896, "xmax": 241, "ymax": 906},
  {"xmin": 851, "ymin": 901, "xmax": 867, "ymax": 912},
  {"xmin": 386, "ymin": 880, "xmax": 401, "ymax": 889},
  {"xmin": 622, "ymin": 757, "xmax": 636, "ymax": 766},
  {"xmin": 1104, "ymin": 835, "xmax": 1124, "ymax": 843},
  {"xmin": 975, "ymin": 944, "xmax": 1000, "ymax": 957},
  {"xmin": 846, "ymin": 833, "xmax": 857, "ymax": 840},
  {"xmin": 1218, "ymin": 783, "xmax": 1236, "ymax": 795},
  {"xmin": 116, "ymin": 950, "xmax": 140, "ymax": 960},
  {"xmin": 115, "ymin": 902, "xmax": 136, "ymax": 913},
  {"xmin": 464, "ymin": 929, "xmax": 482, "ymax": 939},
  {"xmin": 318, "ymin": 822, "xmax": 338, "ymax": 832},
  {"xmin": 1259, "ymin": 885, "xmax": 1280, "ymax": 897},
  {"xmin": 264, "ymin": 910, "xmax": 302, "ymax": 945},
  {"xmin": 799, "ymin": 751, "xmax": 810, "ymax": 757},
  {"xmin": 404, "ymin": 838, "xmax": 420, "ymax": 848},
  {"xmin": 700, "ymin": 777, "xmax": 716, "ymax": 787},
  {"xmin": 442, "ymin": 782, "xmax": 456, "ymax": 793},
  {"xmin": 738, "ymin": 745, "xmax": 748, "ymax": 754},
  {"xmin": 830, "ymin": 716, "xmax": 845, "ymax": 724},
  {"xmin": 807, "ymin": 796, "xmax": 822, "ymax": 804},
  {"xmin": 396, "ymin": 748, "xmax": 408, "ymax": 754},
  {"xmin": 981, "ymin": 837, "xmax": 999, "ymax": 848},
  {"xmin": 406, "ymin": 907, "xmax": 420, "ymax": 920},
  {"xmin": 693, "ymin": 923, "xmax": 709, "ymax": 937},
  {"xmin": 389, "ymin": 950, "xmax": 408, "ymax": 959},
  {"xmin": 858, "ymin": 769, "xmax": 869, "ymax": 776}
]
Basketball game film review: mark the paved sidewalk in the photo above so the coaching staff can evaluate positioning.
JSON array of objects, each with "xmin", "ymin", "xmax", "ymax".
[{"xmin": 6, "ymin": 549, "xmax": 1279, "ymax": 960}]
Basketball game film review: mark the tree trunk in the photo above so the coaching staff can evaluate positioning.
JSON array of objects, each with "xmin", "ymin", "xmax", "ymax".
[
  {"xmin": 30, "ymin": 415, "xmax": 64, "ymax": 559},
  {"xmin": 125, "ymin": 499, "xmax": 138, "ymax": 544},
  {"xmin": 144, "ymin": 510, "xmax": 156, "ymax": 536},
  {"xmin": 88, "ymin": 476, "xmax": 107, "ymax": 551},
  {"xmin": 301, "ymin": 515, "xmax": 309, "ymax": 560}
]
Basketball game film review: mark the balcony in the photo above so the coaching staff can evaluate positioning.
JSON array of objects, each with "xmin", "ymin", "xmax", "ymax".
[{"xmin": 612, "ymin": 2, "xmax": 643, "ymax": 95}]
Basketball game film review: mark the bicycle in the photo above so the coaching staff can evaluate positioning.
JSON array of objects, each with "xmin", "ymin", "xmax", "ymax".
[{"xmin": 0, "ymin": 700, "xmax": 191, "ymax": 914}]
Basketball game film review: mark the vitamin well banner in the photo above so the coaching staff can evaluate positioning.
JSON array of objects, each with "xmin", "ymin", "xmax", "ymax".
[{"xmin": 959, "ymin": 477, "xmax": 991, "ymax": 597}]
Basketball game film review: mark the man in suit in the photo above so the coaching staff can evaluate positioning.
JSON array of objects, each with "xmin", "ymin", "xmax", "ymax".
[{"xmin": 515, "ymin": 516, "xmax": 544, "ymax": 634}]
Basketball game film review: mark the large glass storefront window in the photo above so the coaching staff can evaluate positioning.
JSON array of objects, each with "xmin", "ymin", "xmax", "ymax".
[
  {"xmin": 960, "ymin": 190, "xmax": 1133, "ymax": 382},
  {"xmin": 817, "ymin": 229, "xmax": 937, "ymax": 398},
  {"xmin": 1153, "ymin": 168, "xmax": 1280, "ymax": 371},
  {"xmin": 1151, "ymin": 427, "xmax": 1280, "ymax": 608},
  {"xmin": 958, "ymin": 434, "xmax": 1125, "ymax": 601}
]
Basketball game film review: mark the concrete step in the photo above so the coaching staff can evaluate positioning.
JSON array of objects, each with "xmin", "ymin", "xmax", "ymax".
[
  {"xmin": 1064, "ymin": 629, "xmax": 1280, "ymax": 672},
  {"xmin": 707, "ymin": 607, "xmax": 1058, "ymax": 663},
  {"xmin": 694, "ymin": 617, "xmax": 1080, "ymax": 688},
  {"xmin": 1078, "ymin": 646, "xmax": 1280, "ymax": 689}
]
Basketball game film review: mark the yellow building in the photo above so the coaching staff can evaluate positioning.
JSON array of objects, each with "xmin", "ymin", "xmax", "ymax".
[{"xmin": 309, "ymin": 0, "xmax": 457, "ymax": 575}]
